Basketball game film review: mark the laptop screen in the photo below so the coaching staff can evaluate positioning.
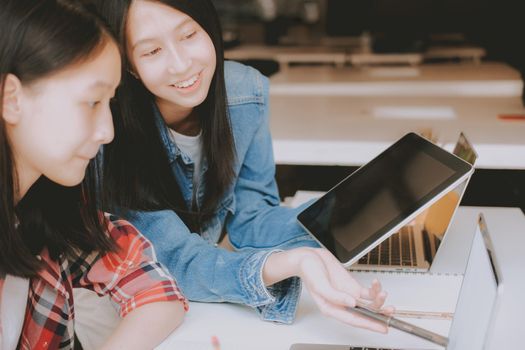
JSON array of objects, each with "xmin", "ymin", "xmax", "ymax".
[{"xmin": 424, "ymin": 132, "xmax": 478, "ymax": 241}]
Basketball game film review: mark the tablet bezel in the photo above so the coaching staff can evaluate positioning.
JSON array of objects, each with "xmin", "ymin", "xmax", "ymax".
[{"xmin": 297, "ymin": 132, "xmax": 474, "ymax": 267}]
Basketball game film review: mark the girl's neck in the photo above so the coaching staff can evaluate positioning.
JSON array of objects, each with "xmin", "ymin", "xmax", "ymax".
[
  {"xmin": 156, "ymin": 99, "xmax": 201, "ymax": 136},
  {"xmin": 13, "ymin": 162, "xmax": 39, "ymax": 204}
]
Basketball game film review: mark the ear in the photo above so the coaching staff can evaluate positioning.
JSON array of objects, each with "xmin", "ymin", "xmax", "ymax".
[{"xmin": 2, "ymin": 74, "xmax": 24, "ymax": 125}]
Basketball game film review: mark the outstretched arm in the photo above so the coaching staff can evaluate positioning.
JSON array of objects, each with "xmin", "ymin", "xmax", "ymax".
[{"xmin": 101, "ymin": 301, "xmax": 185, "ymax": 350}]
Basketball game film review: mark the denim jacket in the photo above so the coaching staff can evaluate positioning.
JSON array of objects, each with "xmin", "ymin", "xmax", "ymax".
[{"xmin": 124, "ymin": 61, "xmax": 318, "ymax": 323}]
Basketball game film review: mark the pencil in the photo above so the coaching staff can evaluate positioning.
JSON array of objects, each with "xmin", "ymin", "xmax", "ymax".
[
  {"xmin": 355, "ymin": 299, "xmax": 453, "ymax": 320},
  {"xmin": 393, "ymin": 309, "xmax": 453, "ymax": 320},
  {"xmin": 350, "ymin": 304, "xmax": 449, "ymax": 347}
]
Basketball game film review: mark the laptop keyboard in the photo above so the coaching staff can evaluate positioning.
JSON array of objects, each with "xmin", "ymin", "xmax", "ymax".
[{"xmin": 358, "ymin": 226, "xmax": 417, "ymax": 267}]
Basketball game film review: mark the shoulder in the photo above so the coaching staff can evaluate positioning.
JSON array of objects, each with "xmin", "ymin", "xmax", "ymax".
[
  {"xmin": 224, "ymin": 60, "xmax": 268, "ymax": 106},
  {"xmin": 104, "ymin": 213, "xmax": 154, "ymax": 260}
]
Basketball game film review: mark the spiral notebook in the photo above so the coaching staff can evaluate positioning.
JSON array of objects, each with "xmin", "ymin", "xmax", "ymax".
[
  {"xmin": 352, "ymin": 270, "xmax": 463, "ymax": 317},
  {"xmin": 292, "ymin": 215, "xmax": 499, "ymax": 350}
]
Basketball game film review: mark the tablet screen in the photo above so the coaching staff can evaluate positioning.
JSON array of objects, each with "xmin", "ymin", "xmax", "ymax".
[{"xmin": 297, "ymin": 133, "xmax": 472, "ymax": 264}]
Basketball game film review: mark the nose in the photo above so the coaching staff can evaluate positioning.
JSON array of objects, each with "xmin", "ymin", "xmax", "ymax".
[
  {"xmin": 166, "ymin": 43, "xmax": 192, "ymax": 75},
  {"xmin": 94, "ymin": 104, "xmax": 115, "ymax": 145}
]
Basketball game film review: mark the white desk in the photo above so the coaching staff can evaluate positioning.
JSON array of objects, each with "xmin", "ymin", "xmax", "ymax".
[
  {"xmin": 267, "ymin": 63, "xmax": 525, "ymax": 169},
  {"xmin": 157, "ymin": 207, "xmax": 525, "ymax": 350},
  {"xmin": 269, "ymin": 64, "xmax": 523, "ymax": 97},
  {"xmin": 269, "ymin": 95, "xmax": 525, "ymax": 169}
]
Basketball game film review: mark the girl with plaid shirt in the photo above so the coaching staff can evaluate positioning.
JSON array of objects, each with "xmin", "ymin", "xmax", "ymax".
[{"xmin": 0, "ymin": 0, "xmax": 187, "ymax": 349}]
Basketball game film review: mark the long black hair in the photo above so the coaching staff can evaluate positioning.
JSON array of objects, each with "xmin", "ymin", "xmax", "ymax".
[
  {"xmin": 93, "ymin": 0, "xmax": 236, "ymax": 233},
  {"xmin": 0, "ymin": 0, "xmax": 117, "ymax": 278}
]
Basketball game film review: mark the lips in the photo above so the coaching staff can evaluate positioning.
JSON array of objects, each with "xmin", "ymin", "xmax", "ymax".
[
  {"xmin": 78, "ymin": 150, "xmax": 100, "ymax": 161},
  {"xmin": 78, "ymin": 156, "xmax": 94, "ymax": 162},
  {"xmin": 169, "ymin": 71, "xmax": 202, "ymax": 89}
]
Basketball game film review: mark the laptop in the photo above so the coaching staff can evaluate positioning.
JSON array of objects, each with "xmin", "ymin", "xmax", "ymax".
[
  {"xmin": 290, "ymin": 213, "xmax": 501, "ymax": 350},
  {"xmin": 351, "ymin": 133, "xmax": 478, "ymax": 272},
  {"xmin": 297, "ymin": 132, "xmax": 474, "ymax": 268}
]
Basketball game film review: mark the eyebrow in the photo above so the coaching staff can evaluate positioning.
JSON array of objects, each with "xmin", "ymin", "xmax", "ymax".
[
  {"xmin": 87, "ymin": 80, "xmax": 120, "ymax": 92},
  {"xmin": 90, "ymin": 81, "xmax": 113, "ymax": 88},
  {"xmin": 131, "ymin": 17, "xmax": 194, "ymax": 51}
]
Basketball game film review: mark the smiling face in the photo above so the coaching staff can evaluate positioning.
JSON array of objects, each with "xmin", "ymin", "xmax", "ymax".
[
  {"xmin": 3, "ymin": 40, "xmax": 121, "ymax": 197},
  {"xmin": 126, "ymin": 0, "xmax": 217, "ymax": 125}
]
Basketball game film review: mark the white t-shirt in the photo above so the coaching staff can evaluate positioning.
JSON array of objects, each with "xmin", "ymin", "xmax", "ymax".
[
  {"xmin": 169, "ymin": 128, "xmax": 204, "ymax": 192},
  {"xmin": 1, "ymin": 275, "xmax": 29, "ymax": 350}
]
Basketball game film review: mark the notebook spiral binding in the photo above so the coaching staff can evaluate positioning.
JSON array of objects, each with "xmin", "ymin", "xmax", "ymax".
[{"xmin": 349, "ymin": 269, "xmax": 462, "ymax": 276}]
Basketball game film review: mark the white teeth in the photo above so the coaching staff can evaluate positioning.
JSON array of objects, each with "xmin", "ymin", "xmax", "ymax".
[{"xmin": 172, "ymin": 74, "xmax": 199, "ymax": 88}]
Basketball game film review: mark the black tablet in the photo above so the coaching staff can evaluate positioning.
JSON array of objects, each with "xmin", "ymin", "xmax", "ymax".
[{"xmin": 297, "ymin": 132, "xmax": 473, "ymax": 267}]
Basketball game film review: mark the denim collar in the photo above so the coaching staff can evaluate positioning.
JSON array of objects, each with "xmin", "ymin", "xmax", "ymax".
[
  {"xmin": 153, "ymin": 102, "xmax": 183, "ymax": 164},
  {"xmin": 153, "ymin": 102, "xmax": 207, "ymax": 170}
]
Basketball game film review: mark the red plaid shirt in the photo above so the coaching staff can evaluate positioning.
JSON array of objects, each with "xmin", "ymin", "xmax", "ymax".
[{"xmin": 0, "ymin": 214, "xmax": 188, "ymax": 349}]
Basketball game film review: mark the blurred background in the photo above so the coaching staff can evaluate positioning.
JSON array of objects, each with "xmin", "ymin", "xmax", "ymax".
[
  {"xmin": 213, "ymin": 0, "xmax": 525, "ymax": 213},
  {"xmin": 214, "ymin": 0, "xmax": 524, "ymax": 83}
]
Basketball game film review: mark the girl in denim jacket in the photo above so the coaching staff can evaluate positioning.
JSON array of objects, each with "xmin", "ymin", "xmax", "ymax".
[{"xmin": 81, "ymin": 0, "xmax": 393, "ymax": 343}]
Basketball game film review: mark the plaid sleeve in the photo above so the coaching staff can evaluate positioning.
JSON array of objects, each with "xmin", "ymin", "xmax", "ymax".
[{"xmin": 76, "ymin": 213, "xmax": 188, "ymax": 317}]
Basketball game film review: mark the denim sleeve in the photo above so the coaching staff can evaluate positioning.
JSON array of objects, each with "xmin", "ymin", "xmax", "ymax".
[
  {"xmin": 124, "ymin": 209, "xmax": 302, "ymax": 323},
  {"xmin": 224, "ymin": 72, "xmax": 322, "ymax": 322},
  {"xmin": 226, "ymin": 74, "xmax": 319, "ymax": 252}
]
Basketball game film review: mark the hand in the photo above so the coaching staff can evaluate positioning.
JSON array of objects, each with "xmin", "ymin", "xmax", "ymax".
[
  {"xmin": 263, "ymin": 247, "xmax": 393, "ymax": 333},
  {"xmin": 301, "ymin": 248, "xmax": 393, "ymax": 332}
]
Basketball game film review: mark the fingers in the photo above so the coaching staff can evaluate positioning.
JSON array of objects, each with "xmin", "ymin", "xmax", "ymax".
[
  {"xmin": 301, "ymin": 249, "xmax": 394, "ymax": 330},
  {"xmin": 359, "ymin": 279, "xmax": 395, "ymax": 314},
  {"xmin": 360, "ymin": 279, "xmax": 384, "ymax": 305},
  {"xmin": 308, "ymin": 251, "xmax": 391, "ymax": 309},
  {"xmin": 379, "ymin": 305, "xmax": 396, "ymax": 316},
  {"xmin": 359, "ymin": 278, "xmax": 382, "ymax": 300},
  {"xmin": 362, "ymin": 291, "xmax": 395, "ymax": 315},
  {"xmin": 310, "ymin": 293, "xmax": 388, "ymax": 333},
  {"xmin": 369, "ymin": 290, "xmax": 387, "ymax": 310}
]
